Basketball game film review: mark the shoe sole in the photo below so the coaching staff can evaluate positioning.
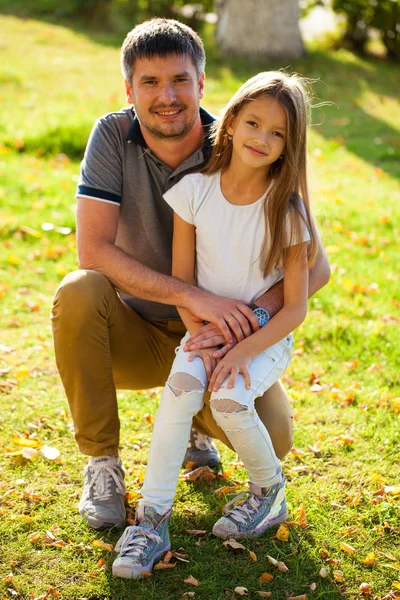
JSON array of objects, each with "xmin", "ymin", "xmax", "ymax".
[
  {"xmin": 112, "ymin": 543, "xmax": 171, "ymax": 579},
  {"xmin": 212, "ymin": 512, "xmax": 289, "ymax": 540}
]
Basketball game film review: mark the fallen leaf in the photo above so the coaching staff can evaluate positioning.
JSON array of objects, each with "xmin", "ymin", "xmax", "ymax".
[
  {"xmin": 256, "ymin": 593, "xmax": 272, "ymax": 598},
  {"xmin": 223, "ymin": 539, "xmax": 246, "ymax": 551},
  {"xmin": 340, "ymin": 542, "xmax": 356, "ymax": 555},
  {"xmin": 12, "ymin": 437, "xmax": 40, "ymax": 448},
  {"xmin": 288, "ymin": 596, "xmax": 306, "ymax": 600},
  {"xmin": 19, "ymin": 515, "xmax": 33, "ymax": 522},
  {"xmin": 267, "ymin": 555, "xmax": 289, "ymax": 572},
  {"xmin": 333, "ymin": 570, "xmax": 345, "ymax": 582},
  {"xmin": 97, "ymin": 558, "xmax": 106, "ymax": 568},
  {"xmin": 258, "ymin": 573, "xmax": 274, "ymax": 583},
  {"xmin": 297, "ymin": 504, "xmax": 307, "ymax": 528},
  {"xmin": 360, "ymin": 582, "xmax": 372, "ymax": 595},
  {"xmin": 319, "ymin": 567, "xmax": 328, "ymax": 578},
  {"xmin": 22, "ymin": 447, "xmax": 37, "ymax": 459},
  {"xmin": 276, "ymin": 524, "xmax": 290, "ymax": 541},
  {"xmin": 249, "ymin": 551, "xmax": 257, "ymax": 562},
  {"xmin": 180, "ymin": 594, "xmax": 196, "ymax": 599},
  {"xmin": 28, "ymin": 532, "xmax": 42, "ymax": 544},
  {"xmin": 182, "ymin": 465, "xmax": 216, "ymax": 481},
  {"xmin": 363, "ymin": 552, "xmax": 377, "ymax": 566},
  {"xmin": 234, "ymin": 587, "xmax": 248, "ymax": 596},
  {"xmin": 3, "ymin": 574, "xmax": 13, "ymax": 584},
  {"xmin": 40, "ymin": 445, "xmax": 60, "ymax": 460},
  {"xmin": 185, "ymin": 530, "xmax": 206, "ymax": 537},
  {"xmin": 384, "ymin": 486, "xmax": 400, "ymax": 497},
  {"xmin": 154, "ymin": 562, "xmax": 176, "ymax": 570},
  {"xmin": 184, "ymin": 575, "xmax": 200, "ymax": 586},
  {"xmin": 376, "ymin": 549, "xmax": 397, "ymax": 561},
  {"xmin": 92, "ymin": 540, "xmax": 114, "ymax": 551},
  {"xmin": 310, "ymin": 583, "xmax": 317, "ymax": 591},
  {"xmin": 215, "ymin": 485, "xmax": 240, "ymax": 497}
]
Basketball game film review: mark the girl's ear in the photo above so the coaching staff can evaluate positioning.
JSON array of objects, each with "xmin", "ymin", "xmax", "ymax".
[{"xmin": 226, "ymin": 117, "xmax": 236, "ymax": 137}]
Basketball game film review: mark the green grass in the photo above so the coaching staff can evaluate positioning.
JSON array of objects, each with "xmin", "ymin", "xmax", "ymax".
[{"xmin": 1, "ymin": 14, "xmax": 400, "ymax": 600}]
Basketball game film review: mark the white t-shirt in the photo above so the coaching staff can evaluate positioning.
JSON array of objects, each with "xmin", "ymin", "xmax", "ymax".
[{"xmin": 163, "ymin": 171, "xmax": 310, "ymax": 304}]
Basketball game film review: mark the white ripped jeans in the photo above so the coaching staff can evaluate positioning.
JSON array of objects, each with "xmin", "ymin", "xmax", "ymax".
[{"xmin": 140, "ymin": 332, "xmax": 293, "ymax": 514}]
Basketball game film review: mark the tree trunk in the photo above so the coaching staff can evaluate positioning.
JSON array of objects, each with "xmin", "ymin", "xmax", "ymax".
[{"xmin": 216, "ymin": 0, "xmax": 305, "ymax": 59}]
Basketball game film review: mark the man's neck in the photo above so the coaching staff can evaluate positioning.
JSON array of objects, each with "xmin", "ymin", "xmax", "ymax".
[{"xmin": 141, "ymin": 117, "xmax": 204, "ymax": 170}]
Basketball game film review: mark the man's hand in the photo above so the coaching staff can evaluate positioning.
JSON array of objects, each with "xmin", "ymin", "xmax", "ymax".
[
  {"xmin": 184, "ymin": 322, "xmax": 238, "ymax": 359},
  {"xmin": 188, "ymin": 346, "xmax": 220, "ymax": 380},
  {"xmin": 208, "ymin": 344, "xmax": 252, "ymax": 392},
  {"xmin": 186, "ymin": 292, "xmax": 259, "ymax": 345}
]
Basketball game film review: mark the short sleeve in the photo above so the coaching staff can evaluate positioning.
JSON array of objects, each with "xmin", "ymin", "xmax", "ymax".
[
  {"xmin": 76, "ymin": 115, "xmax": 123, "ymax": 206},
  {"xmin": 163, "ymin": 174, "xmax": 197, "ymax": 225},
  {"xmin": 284, "ymin": 196, "xmax": 312, "ymax": 247}
]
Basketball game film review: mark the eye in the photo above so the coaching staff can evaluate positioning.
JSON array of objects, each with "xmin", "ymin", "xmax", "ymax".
[
  {"xmin": 176, "ymin": 77, "xmax": 189, "ymax": 83},
  {"xmin": 246, "ymin": 121, "xmax": 258, "ymax": 128},
  {"xmin": 143, "ymin": 80, "xmax": 157, "ymax": 86},
  {"xmin": 272, "ymin": 131, "xmax": 284, "ymax": 138}
]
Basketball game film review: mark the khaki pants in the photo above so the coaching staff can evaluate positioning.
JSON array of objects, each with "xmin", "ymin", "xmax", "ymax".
[{"xmin": 51, "ymin": 270, "xmax": 294, "ymax": 459}]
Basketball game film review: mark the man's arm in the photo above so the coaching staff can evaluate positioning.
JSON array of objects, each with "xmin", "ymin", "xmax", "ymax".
[
  {"xmin": 76, "ymin": 197, "xmax": 257, "ymax": 343},
  {"xmin": 184, "ymin": 237, "xmax": 330, "ymax": 355}
]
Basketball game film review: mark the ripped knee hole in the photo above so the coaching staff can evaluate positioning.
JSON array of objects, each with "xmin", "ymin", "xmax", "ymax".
[
  {"xmin": 211, "ymin": 399, "xmax": 247, "ymax": 414},
  {"xmin": 167, "ymin": 372, "xmax": 204, "ymax": 397}
]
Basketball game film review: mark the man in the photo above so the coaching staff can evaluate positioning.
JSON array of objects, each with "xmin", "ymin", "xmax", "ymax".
[{"xmin": 51, "ymin": 18, "xmax": 329, "ymax": 541}]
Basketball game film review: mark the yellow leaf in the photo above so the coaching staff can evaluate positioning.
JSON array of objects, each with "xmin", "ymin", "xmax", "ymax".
[
  {"xmin": 19, "ymin": 515, "xmax": 33, "ymax": 522},
  {"xmin": 249, "ymin": 551, "xmax": 257, "ymax": 561},
  {"xmin": 28, "ymin": 532, "xmax": 42, "ymax": 544},
  {"xmin": 333, "ymin": 570, "xmax": 345, "ymax": 582},
  {"xmin": 258, "ymin": 572, "xmax": 274, "ymax": 582},
  {"xmin": 297, "ymin": 504, "xmax": 307, "ymax": 528},
  {"xmin": 362, "ymin": 552, "xmax": 377, "ymax": 566},
  {"xmin": 340, "ymin": 542, "xmax": 356, "ymax": 556},
  {"xmin": 7, "ymin": 255, "xmax": 20, "ymax": 265},
  {"xmin": 92, "ymin": 540, "xmax": 114, "ymax": 551},
  {"xmin": 12, "ymin": 436, "xmax": 40, "ymax": 448},
  {"xmin": 384, "ymin": 486, "xmax": 400, "ymax": 497},
  {"xmin": 15, "ymin": 368, "xmax": 29, "ymax": 379},
  {"xmin": 276, "ymin": 524, "xmax": 290, "ymax": 541},
  {"xmin": 393, "ymin": 582, "xmax": 400, "ymax": 590}
]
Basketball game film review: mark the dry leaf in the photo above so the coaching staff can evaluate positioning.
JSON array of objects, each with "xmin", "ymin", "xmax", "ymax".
[
  {"xmin": 384, "ymin": 486, "xmax": 400, "ymax": 497},
  {"xmin": 22, "ymin": 447, "xmax": 37, "ymax": 459},
  {"xmin": 40, "ymin": 445, "xmax": 60, "ymax": 460},
  {"xmin": 223, "ymin": 539, "xmax": 246, "ymax": 551},
  {"xmin": 234, "ymin": 587, "xmax": 248, "ymax": 596},
  {"xmin": 256, "ymin": 593, "xmax": 272, "ymax": 598},
  {"xmin": 376, "ymin": 549, "xmax": 397, "ymax": 561},
  {"xmin": 333, "ymin": 570, "xmax": 344, "ymax": 582},
  {"xmin": 249, "ymin": 551, "xmax": 257, "ymax": 562},
  {"xmin": 185, "ymin": 530, "xmax": 206, "ymax": 536},
  {"xmin": 3, "ymin": 574, "xmax": 13, "ymax": 584},
  {"xmin": 360, "ymin": 582, "xmax": 372, "ymax": 595},
  {"xmin": 182, "ymin": 465, "xmax": 216, "ymax": 481},
  {"xmin": 180, "ymin": 594, "xmax": 195, "ymax": 598},
  {"xmin": 154, "ymin": 562, "xmax": 176, "ymax": 570},
  {"xmin": 92, "ymin": 540, "xmax": 114, "ymax": 551},
  {"xmin": 340, "ymin": 542, "xmax": 356, "ymax": 555},
  {"xmin": 258, "ymin": 573, "xmax": 274, "ymax": 583},
  {"xmin": 163, "ymin": 551, "xmax": 173, "ymax": 563},
  {"xmin": 288, "ymin": 596, "xmax": 307, "ymax": 600},
  {"xmin": 297, "ymin": 504, "xmax": 307, "ymax": 528},
  {"xmin": 276, "ymin": 524, "xmax": 290, "ymax": 541},
  {"xmin": 141, "ymin": 571, "xmax": 152, "ymax": 578},
  {"xmin": 28, "ymin": 532, "xmax": 42, "ymax": 544},
  {"xmin": 215, "ymin": 485, "xmax": 240, "ymax": 497},
  {"xmin": 267, "ymin": 555, "xmax": 289, "ymax": 572},
  {"xmin": 97, "ymin": 558, "xmax": 106, "ymax": 568},
  {"xmin": 184, "ymin": 575, "xmax": 200, "ymax": 586},
  {"xmin": 319, "ymin": 567, "xmax": 328, "ymax": 578},
  {"xmin": 310, "ymin": 583, "xmax": 317, "ymax": 591}
]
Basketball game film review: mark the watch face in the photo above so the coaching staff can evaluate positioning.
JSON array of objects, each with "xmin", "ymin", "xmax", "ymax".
[{"xmin": 254, "ymin": 307, "xmax": 270, "ymax": 327}]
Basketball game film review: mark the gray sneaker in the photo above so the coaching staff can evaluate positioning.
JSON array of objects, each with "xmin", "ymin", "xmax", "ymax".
[
  {"xmin": 212, "ymin": 474, "xmax": 288, "ymax": 540},
  {"xmin": 79, "ymin": 455, "xmax": 126, "ymax": 530},
  {"xmin": 112, "ymin": 505, "xmax": 171, "ymax": 579},
  {"xmin": 184, "ymin": 429, "xmax": 221, "ymax": 468}
]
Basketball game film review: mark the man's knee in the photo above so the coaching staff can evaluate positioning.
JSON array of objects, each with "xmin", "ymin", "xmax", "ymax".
[{"xmin": 52, "ymin": 270, "xmax": 112, "ymax": 318}]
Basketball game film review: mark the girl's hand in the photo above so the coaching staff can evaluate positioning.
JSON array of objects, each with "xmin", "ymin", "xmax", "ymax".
[
  {"xmin": 208, "ymin": 345, "xmax": 252, "ymax": 392},
  {"xmin": 188, "ymin": 346, "xmax": 220, "ymax": 381}
]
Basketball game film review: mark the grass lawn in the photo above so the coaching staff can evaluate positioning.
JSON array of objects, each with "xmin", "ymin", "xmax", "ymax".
[{"xmin": 0, "ymin": 13, "xmax": 399, "ymax": 600}]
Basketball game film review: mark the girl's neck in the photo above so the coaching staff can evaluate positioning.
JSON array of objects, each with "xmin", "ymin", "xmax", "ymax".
[{"xmin": 221, "ymin": 159, "xmax": 271, "ymax": 206}]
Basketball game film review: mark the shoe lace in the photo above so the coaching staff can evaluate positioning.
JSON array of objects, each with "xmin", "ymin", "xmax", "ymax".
[
  {"xmin": 224, "ymin": 491, "xmax": 264, "ymax": 524},
  {"xmin": 192, "ymin": 431, "xmax": 214, "ymax": 451},
  {"xmin": 114, "ymin": 525, "xmax": 162, "ymax": 558},
  {"xmin": 89, "ymin": 463, "xmax": 125, "ymax": 501}
]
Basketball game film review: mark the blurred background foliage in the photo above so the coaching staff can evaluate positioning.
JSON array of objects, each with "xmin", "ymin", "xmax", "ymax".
[{"xmin": 1, "ymin": 0, "xmax": 399, "ymax": 60}]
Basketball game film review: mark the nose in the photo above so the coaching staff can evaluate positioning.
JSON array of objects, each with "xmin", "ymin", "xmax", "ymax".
[
  {"xmin": 254, "ymin": 132, "xmax": 268, "ymax": 148},
  {"xmin": 158, "ymin": 83, "xmax": 176, "ymax": 104}
]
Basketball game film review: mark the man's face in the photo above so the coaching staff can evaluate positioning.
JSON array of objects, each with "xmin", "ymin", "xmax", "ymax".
[{"xmin": 125, "ymin": 54, "xmax": 205, "ymax": 141}]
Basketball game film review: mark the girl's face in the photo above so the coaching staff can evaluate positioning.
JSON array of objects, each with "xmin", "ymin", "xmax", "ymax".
[{"xmin": 227, "ymin": 96, "xmax": 287, "ymax": 172}]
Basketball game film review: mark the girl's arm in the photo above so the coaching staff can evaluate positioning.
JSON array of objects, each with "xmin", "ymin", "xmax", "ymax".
[
  {"xmin": 172, "ymin": 212, "xmax": 204, "ymax": 336},
  {"xmin": 208, "ymin": 242, "xmax": 309, "ymax": 391}
]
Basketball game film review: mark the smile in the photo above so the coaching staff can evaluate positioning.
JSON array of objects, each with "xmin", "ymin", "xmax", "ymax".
[
  {"xmin": 245, "ymin": 145, "xmax": 268, "ymax": 157},
  {"xmin": 153, "ymin": 108, "xmax": 183, "ymax": 118}
]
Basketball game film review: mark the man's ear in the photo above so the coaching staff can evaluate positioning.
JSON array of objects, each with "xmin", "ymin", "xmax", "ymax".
[
  {"xmin": 198, "ymin": 72, "xmax": 205, "ymax": 100},
  {"xmin": 124, "ymin": 79, "xmax": 133, "ymax": 104}
]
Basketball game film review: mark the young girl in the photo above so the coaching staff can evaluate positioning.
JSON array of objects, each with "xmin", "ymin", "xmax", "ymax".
[{"xmin": 113, "ymin": 71, "xmax": 318, "ymax": 579}]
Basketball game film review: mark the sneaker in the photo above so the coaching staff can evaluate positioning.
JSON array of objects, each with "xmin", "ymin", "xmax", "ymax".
[
  {"xmin": 184, "ymin": 429, "xmax": 221, "ymax": 468},
  {"xmin": 79, "ymin": 455, "xmax": 126, "ymax": 530},
  {"xmin": 112, "ymin": 505, "xmax": 171, "ymax": 579},
  {"xmin": 212, "ymin": 475, "xmax": 288, "ymax": 540}
]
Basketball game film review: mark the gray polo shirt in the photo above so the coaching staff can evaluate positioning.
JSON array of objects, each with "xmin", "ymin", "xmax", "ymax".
[{"xmin": 76, "ymin": 106, "xmax": 214, "ymax": 321}]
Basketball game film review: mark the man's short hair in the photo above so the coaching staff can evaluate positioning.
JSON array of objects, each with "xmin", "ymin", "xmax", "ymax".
[{"xmin": 121, "ymin": 18, "xmax": 206, "ymax": 83}]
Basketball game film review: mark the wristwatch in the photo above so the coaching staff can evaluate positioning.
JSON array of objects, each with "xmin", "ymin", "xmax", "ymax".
[{"xmin": 249, "ymin": 303, "xmax": 270, "ymax": 327}]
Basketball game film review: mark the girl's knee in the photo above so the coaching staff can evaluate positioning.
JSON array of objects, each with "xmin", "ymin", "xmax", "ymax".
[
  {"xmin": 164, "ymin": 372, "xmax": 205, "ymax": 416},
  {"xmin": 210, "ymin": 398, "xmax": 252, "ymax": 432}
]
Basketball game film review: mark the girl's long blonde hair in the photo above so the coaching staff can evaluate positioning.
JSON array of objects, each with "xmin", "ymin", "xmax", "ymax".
[{"xmin": 203, "ymin": 71, "xmax": 318, "ymax": 276}]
